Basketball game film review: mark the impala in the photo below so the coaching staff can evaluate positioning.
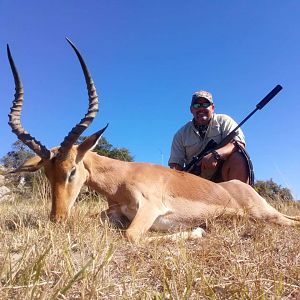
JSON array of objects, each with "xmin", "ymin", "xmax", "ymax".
[{"xmin": 7, "ymin": 39, "xmax": 300, "ymax": 244}]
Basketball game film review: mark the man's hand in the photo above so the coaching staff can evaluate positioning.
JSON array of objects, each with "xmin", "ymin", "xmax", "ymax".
[
  {"xmin": 199, "ymin": 152, "xmax": 219, "ymax": 170},
  {"xmin": 200, "ymin": 141, "xmax": 241, "ymax": 172}
]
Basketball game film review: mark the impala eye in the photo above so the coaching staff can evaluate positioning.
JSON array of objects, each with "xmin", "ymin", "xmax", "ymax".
[{"xmin": 69, "ymin": 167, "xmax": 76, "ymax": 181}]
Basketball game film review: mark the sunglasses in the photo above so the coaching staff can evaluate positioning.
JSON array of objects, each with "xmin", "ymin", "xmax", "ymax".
[{"xmin": 192, "ymin": 102, "xmax": 212, "ymax": 109}]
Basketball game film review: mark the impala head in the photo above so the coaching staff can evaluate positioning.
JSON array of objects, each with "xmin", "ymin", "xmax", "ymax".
[{"xmin": 7, "ymin": 38, "xmax": 107, "ymax": 221}]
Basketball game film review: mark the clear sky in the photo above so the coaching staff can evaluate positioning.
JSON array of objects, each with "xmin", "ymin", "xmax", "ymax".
[{"xmin": 0, "ymin": 1, "xmax": 299, "ymax": 199}]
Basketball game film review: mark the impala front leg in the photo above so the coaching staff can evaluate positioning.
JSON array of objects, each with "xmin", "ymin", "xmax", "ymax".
[{"xmin": 125, "ymin": 202, "xmax": 161, "ymax": 244}]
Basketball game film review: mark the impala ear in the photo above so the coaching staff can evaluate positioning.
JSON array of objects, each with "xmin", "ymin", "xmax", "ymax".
[
  {"xmin": 77, "ymin": 124, "xmax": 109, "ymax": 158},
  {"xmin": 8, "ymin": 156, "xmax": 46, "ymax": 173}
]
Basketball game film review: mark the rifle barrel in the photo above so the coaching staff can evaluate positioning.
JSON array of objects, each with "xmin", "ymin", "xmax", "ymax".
[
  {"xmin": 256, "ymin": 84, "xmax": 282, "ymax": 110},
  {"xmin": 223, "ymin": 84, "xmax": 283, "ymax": 137}
]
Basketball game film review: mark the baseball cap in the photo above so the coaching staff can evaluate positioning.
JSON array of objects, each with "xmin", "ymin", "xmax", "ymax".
[{"xmin": 191, "ymin": 90, "xmax": 213, "ymax": 104}]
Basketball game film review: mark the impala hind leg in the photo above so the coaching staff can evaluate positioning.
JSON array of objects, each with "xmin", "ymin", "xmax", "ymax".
[{"xmin": 146, "ymin": 227, "xmax": 206, "ymax": 243}]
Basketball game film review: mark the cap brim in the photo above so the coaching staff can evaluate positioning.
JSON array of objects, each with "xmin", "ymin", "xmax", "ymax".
[{"xmin": 191, "ymin": 97, "xmax": 213, "ymax": 104}]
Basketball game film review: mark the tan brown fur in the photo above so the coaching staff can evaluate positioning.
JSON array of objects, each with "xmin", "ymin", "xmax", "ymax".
[{"xmin": 15, "ymin": 140, "xmax": 300, "ymax": 244}]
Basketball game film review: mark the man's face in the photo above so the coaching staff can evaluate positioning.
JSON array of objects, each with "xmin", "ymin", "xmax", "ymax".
[{"xmin": 190, "ymin": 98, "xmax": 214, "ymax": 126}]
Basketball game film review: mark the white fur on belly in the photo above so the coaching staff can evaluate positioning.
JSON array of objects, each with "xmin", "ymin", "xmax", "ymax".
[{"xmin": 151, "ymin": 215, "xmax": 183, "ymax": 231}]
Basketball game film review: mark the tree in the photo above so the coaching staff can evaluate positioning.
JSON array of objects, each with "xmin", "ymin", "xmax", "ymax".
[
  {"xmin": 1, "ymin": 140, "xmax": 34, "ymax": 169},
  {"xmin": 0, "ymin": 141, "xmax": 35, "ymax": 188},
  {"xmin": 2, "ymin": 136, "xmax": 134, "ymax": 170},
  {"xmin": 94, "ymin": 137, "xmax": 133, "ymax": 161},
  {"xmin": 77, "ymin": 136, "xmax": 134, "ymax": 161},
  {"xmin": 1, "ymin": 137, "xmax": 134, "ymax": 192},
  {"xmin": 5, "ymin": 141, "xmax": 292, "ymax": 201},
  {"xmin": 254, "ymin": 179, "xmax": 294, "ymax": 201}
]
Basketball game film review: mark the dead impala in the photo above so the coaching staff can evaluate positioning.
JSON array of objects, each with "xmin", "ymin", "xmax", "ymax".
[{"xmin": 7, "ymin": 39, "xmax": 300, "ymax": 244}]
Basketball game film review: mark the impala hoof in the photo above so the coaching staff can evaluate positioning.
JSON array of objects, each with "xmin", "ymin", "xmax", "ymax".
[{"xmin": 50, "ymin": 213, "xmax": 68, "ymax": 222}]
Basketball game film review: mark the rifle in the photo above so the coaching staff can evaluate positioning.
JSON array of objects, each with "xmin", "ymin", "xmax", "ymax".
[{"xmin": 183, "ymin": 85, "xmax": 283, "ymax": 173}]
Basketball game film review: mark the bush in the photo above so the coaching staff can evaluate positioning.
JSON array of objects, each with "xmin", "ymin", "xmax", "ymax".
[{"xmin": 254, "ymin": 179, "xmax": 293, "ymax": 201}]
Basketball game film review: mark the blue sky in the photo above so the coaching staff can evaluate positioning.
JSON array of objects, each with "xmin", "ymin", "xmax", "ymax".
[{"xmin": 0, "ymin": 1, "xmax": 299, "ymax": 198}]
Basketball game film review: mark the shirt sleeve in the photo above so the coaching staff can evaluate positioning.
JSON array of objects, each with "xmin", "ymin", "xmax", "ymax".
[
  {"xmin": 220, "ymin": 114, "xmax": 246, "ymax": 146},
  {"xmin": 168, "ymin": 130, "xmax": 186, "ymax": 167}
]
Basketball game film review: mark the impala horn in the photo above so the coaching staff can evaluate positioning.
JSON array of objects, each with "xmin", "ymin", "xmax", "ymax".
[
  {"xmin": 59, "ymin": 38, "xmax": 99, "ymax": 154},
  {"xmin": 7, "ymin": 38, "xmax": 99, "ymax": 159},
  {"xmin": 7, "ymin": 44, "xmax": 53, "ymax": 160}
]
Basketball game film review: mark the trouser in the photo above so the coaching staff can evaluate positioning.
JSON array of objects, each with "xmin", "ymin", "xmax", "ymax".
[
  {"xmin": 191, "ymin": 143, "xmax": 254, "ymax": 186},
  {"xmin": 210, "ymin": 143, "xmax": 254, "ymax": 186}
]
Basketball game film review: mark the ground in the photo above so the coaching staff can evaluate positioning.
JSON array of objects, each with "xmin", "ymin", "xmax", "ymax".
[{"xmin": 0, "ymin": 182, "xmax": 300, "ymax": 299}]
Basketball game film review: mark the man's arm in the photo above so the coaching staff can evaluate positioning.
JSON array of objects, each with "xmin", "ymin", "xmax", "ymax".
[
  {"xmin": 168, "ymin": 130, "xmax": 185, "ymax": 170},
  {"xmin": 214, "ymin": 140, "xmax": 244, "ymax": 160},
  {"xmin": 200, "ymin": 140, "xmax": 245, "ymax": 170}
]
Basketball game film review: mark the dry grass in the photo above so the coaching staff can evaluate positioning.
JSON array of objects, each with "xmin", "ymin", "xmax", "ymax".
[{"xmin": 1, "ymin": 176, "xmax": 300, "ymax": 299}]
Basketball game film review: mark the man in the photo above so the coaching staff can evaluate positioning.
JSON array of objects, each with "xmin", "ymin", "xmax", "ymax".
[{"xmin": 168, "ymin": 90, "xmax": 253, "ymax": 185}]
